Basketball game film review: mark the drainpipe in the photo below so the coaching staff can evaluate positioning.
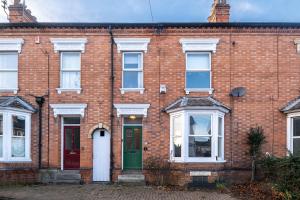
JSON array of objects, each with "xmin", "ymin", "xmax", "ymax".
[
  {"xmin": 108, "ymin": 26, "xmax": 115, "ymax": 182},
  {"xmin": 36, "ymin": 96, "xmax": 45, "ymax": 169}
]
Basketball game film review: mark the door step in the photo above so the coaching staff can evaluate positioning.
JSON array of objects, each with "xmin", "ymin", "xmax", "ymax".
[
  {"xmin": 118, "ymin": 171, "xmax": 145, "ymax": 185},
  {"xmin": 39, "ymin": 169, "xmax": 82, "ymax": 184}
]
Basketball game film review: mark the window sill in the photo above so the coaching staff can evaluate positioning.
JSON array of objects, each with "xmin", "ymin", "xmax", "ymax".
[
  {"xmin": 0, "ymin": 159, "xmax": 32, "ymax": 163},
  {"xmin": 56, "ymin": 88, "xmax": 82, "ymax": 94},
  {"xmin": 0, "ymin": 88, "xmax": 18, "ymax": 94},
  {"xmin": 185, "ymin": 88, "xmax": 214, "ymax": 95},
  {"xmin": 120, "ymin": 88, "xmax": 145, "ymax": 94},
  {"xmin": 170, "ymin": 158, "xmax": 226, "ymax": 163}
]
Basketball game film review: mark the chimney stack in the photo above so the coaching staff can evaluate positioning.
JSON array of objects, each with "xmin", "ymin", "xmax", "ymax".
[
  {"xmin": 8, "ymin": 0, "xmax": 37, "ymax": 23},
  {"xmin": 208, "ymin": 0, "xmax": 230, "ymax": 23}
]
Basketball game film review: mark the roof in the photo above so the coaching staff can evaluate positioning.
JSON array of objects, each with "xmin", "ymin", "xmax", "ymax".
[
  {"xmin": 281, "ymin": 97, "xmax": 300, "ymax": 114},
  {"xmin": 1, "ymin": 22, "xmax": 300, "ymax": 29},
  {"xmin": 0, "ymin": 96, "xmax": 36, "ymax": 113},
  {"xmin": 164, "ymin": 96, "xmax": 230, "ymax": 113}
]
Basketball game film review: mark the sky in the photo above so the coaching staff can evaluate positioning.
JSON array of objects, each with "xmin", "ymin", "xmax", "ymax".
[{"xmin": 0, "ymin": 0, "xmax": 299, "ymax": 23}]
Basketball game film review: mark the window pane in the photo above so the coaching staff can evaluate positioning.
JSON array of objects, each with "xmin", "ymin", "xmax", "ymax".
[
  {"xmin": 186, "ymin": 71, "xmax": 210, "ymax": 89},
  {"xmin": 189, "ymin": 136, "xmax": 211, "ymax": 157},
  {"xmin": 0, "ymin": 53, "xmax": 18, "ymax": 70},
  {"xmin": 65, "ymin": 128, "xmax": 73, "ymax": 151},
  {"xmin": 293, "ymin": 117, "xmax": 300, "ymax": 137},
  {"xmin": 62, "ymin": 72, "xmax": 80, "ymax": 89},
  {"xmin": 0, "ymin": 72, "xmax": 17, "ymax": 89},
  {"xmin": 0, "ymin": 115, "xmax": 2, "ymax": 157},
  {"xmin": 74, "ymin": 128, "xmax": 80, "ymax": 150},
  {"xmin": 12, "ymin": 115, "xmax": 26, "ymax": 158},
  {"xmin": 218, "ymin": 117, "xmax": 223, "ymax": 137},
  {"xmin": 173, "ymin": 116, "xmax": 182, "ymax": 158},
  {"xmin": 123, "ymin": 71, "xmax": 142, "ymax": 88},
  {"xmin": 190, "ymin": 115, "xmax": 211, "ymax": 136},
  {"xmin": 187, "ymin": 54, "xmax": 210, "ymax": 70},
  {"xmin": 64, "ymin": 117, "xmax": 80, "ymax": 125},
  {"xmin": 124, "ymin": 117, "xmax": 142, "ymax": 125},
  {"xmin": 218, "ymin": 137, "xmax": 222, "ymax": 158},
  {"xmin": 134, "ymin": 128, "xmax": 141, "ymax": 150},
  {"xmin": 61, "ymin": 52, "xmax": 80, "ymax": 70},
  {"xmin": 124, "ymin": 53, "xmax": 141, "ymax": 69},
  {"xmin": 293, "ymin": 138, "xmax": 300, "ymax": 157}
]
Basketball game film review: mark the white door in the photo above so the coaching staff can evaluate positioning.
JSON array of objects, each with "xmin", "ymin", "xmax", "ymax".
[{"xmin": 93, "ymin": 130, "xmax": 111, "ymax": 182}]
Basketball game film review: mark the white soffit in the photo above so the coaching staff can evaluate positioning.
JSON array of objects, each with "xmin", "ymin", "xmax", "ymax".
[
  {"xmin": 179, "ymin": 38, "xmax": 220, "ymax": 53},
  {"xmin": 114, "ymin": 104, "xmax": 150, "ymax": 117},
  {"xmin": 114, "ymin": 38, "xmax": 151, "ymax": 53},
  {"xmin": 0, "ymin": 38, "xmax": 24, "ymax": 53},
  {"xmin": 50, "ymin": 38, "xmax": 88, "ymax": 53},
  {"xmin": 50, "ymin": 104, "xmax": 87, "ymax": 118}
]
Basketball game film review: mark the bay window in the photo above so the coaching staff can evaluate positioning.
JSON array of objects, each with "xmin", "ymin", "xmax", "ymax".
[
  {"xmin": 60, "ymin": 52, "xmax": 81, "ymax": 91},
  {"xmin": 0, "ymin": 111, "xmax": 31, "ymax": 162},
  {"xmin": 287, "ymin": 116, "xmax": 300, "ymax": 156},
  {"xmin": 122, "ymin": 52, "xmax": 144, "ymax": 93},
  {"xmin": 0, "ymin": 52, "xmax": 18, "ymax": 91},
  {"xmin": 170, "ymin": 110, "xmax": 225, "ymax": 163}
]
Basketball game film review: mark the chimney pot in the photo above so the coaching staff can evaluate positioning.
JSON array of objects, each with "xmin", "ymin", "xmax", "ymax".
[{"xmin": 208, "ymin": 0, "xmax": 230, "ymax": 23}]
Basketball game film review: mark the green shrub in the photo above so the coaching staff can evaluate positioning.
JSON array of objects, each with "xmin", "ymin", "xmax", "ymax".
[{"xmin": 260, "ymin": 154, "xmax": 300, "ymax": 199}]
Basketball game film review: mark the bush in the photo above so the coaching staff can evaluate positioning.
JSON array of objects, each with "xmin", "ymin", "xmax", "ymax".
[
  {"xmin": 144, "ymin": 156, "xmax": 172, "ymax": 186},
  {"xmin": 260, "ymin": 154, "xmax": 300, "ymax": 199}
]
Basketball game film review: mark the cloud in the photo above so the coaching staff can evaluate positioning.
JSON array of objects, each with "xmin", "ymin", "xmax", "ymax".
[{"xmin": 235, "ymin": 1, "xmax": 262, "ymax": 13}]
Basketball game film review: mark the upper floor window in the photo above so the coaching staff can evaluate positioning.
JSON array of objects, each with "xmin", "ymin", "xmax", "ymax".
[
  {"xmin": 60, "ymin": 52, "xmax": 81, "ymax": 91},
  {"xmin": 186, "ymin": 52, "xmax": 211, "ymax": 90},
  {"xmin": 0, "ymin": 114, "xmax": 3, "ymax": 158},
  {"xmin": 122, "ymin": 52, "xmax": 143, "ymax": 90},
  {"xmin": 0, "ymin": 52, "xmax": 18, "ymax": 91}
]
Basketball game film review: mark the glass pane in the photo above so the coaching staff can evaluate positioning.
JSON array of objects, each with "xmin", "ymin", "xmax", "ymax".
[
  {"xmin": 62, "ymin": 71, "xmax": 80, "ymax": 89},
  {"xmin": 218, "ymin": 117, "xmax": 223, "ymax": 137},
  {"xmin": 12, "ymin": 137, "xmax": 25, "ymax": 157},
  {"xmin": 0, "ymin": 53, "xmax": 18, "ymax": 70},
  {"xmin": 173, "ymin": 116, "xmax": 182, "ymax": 137},
  {"xmin": 124, "ymin": 117, "xmax": 142, "ymax": 125},
  {"xmin": 13, "ymin": 116, "xmax": 25, "ymax": 136},
  {"xmin": 124, "ymin": 53, "xmax": 141, "ymax": 69},
  {"xmin": 173, "ymin": 137, "xmax": 182, "ymax": 158},
  {"xmin": 218, "ymin": 137, "xmax": 222, "ymax": 158},
  {"xmin": 0, "ymin": 136, "xmax": 2, "ymax": 158},
  {"xmin": 186, "ymin": 71, "xmax": 210, "ymax": 89},
  {"xmin": 64, "ymin": 117, "xmax": 80, "ymax": 125},
  {"xmin": 0, "ymin": 114, "xmax": 2, "ymax": 136},
  {"xmin": 61, "ymin": 52, "xmax": 80, "ymax": 70},
  {"xmin": 189, "ymin": 136, "xmax": 211, "ymax": 157},
  {"xmin": 187, "ymin": 54, "xmax": 210, "ymax": 70},
  {"xmin": 134, "ymin": 128, "xmax": 141, "ymax": 150},
  {"xmin": 123, "ymin": 71, "xmax": 142, "ymax": 88},
  {"xmin": 125, "ymin": 129, "xmax": 133, "ymax": 151},
  {"xmin": 190, "ymin": 115, "xmax": 211, "ymax": 136},
  {"xmin": 0, "ymin": 72, "xmax": 17, "ymax": 89},
  {"xmin": 293, "ymin": 138, "xmax": 300, "ymax": 157},
  {"xmin": 65, "ymin": 128, "xmax": 73, "ymax": 151},
  {"xmin": 74, "ymin": 128, "xmax": 80, "ymax": 150},
  {"xmin": 293, "ymin": 117, "xmax": 300, "ymax": 137}
]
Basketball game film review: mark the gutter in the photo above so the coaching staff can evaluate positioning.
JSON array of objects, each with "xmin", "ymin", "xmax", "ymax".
[{"xmin": 108, "ymin": 26, "xmax": 115, "ymax": 182}]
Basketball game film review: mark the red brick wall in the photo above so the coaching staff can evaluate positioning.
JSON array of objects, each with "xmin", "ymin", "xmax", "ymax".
[{"xmin": 0, "ymin": 27, "xmax": 299, "ymax": 184}]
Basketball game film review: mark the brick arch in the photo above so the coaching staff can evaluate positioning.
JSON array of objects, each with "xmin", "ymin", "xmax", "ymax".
[{"xmin": 88, "ymin": 123, "xmax": 110, "ymax": 139}]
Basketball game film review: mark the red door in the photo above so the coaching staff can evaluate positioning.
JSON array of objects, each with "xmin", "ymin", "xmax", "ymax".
[{"xmin": 64, "ymin": 126, "xmax": 80, "ymax": 169}]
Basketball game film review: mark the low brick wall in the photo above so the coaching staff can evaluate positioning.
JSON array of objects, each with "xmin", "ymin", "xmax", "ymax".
[{"xmin": 0, "ymin": 169, "xmax": 38, "ymax": 185}]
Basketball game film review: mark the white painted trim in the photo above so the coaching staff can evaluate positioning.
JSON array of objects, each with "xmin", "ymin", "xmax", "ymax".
[
  {"xmin": 294, "ymin": 39, "xmax": 300, "ymax": 53},
  {"xmin": 190, "ymin": 171, "xmax": 212, "ymax": 176},
  {"xmin": 0, "ymin": 38, "xmax": 24, "ymax": 53},
  {"xmin": 0, "ymin": 89, "xmax": 18, "ymax": 94},
  {"xmin": 114, "ymin": 38, "xmax": 151, "ymax": 53},
  {"xmin": 50, "ymin": 104, "xmax": 87, "ymax": 118},
  {"xmin": 0, "ymin": 110, "xmax": 31, "ymax": 163},
  {"xmin": 61, "ymin": 117, "xmax": 64, "ymax": 170},
  {"xmin": 114, "ymin": 104, "xmax": 150, "ymax": 117},
  {"xmin": 50, "ymin": 38, "xmax": 87, "ymax": 53},
  {"xmin": 120, "ymin": 88, "xmax": 145, "ymax": 94},
  {"xmin": 179, "ymin": 38, "xmax": 220, "ymax": 53},
  {"xmin": 286, "ymin": 113, "xmax": 300, "ymax": 155},
  {"xmin": 56, "ymin": 88, "xmax": 82, "ymax": 94}
]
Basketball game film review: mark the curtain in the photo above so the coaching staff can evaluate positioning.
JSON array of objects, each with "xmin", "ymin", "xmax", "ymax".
[
  {"xmin": 61, "ymin": 53, "xmax": 80, "ymax": 70},
  {"xmin": 62, "ymin": 72, "xmax": 80, "ymax": 89},
  {"xmin": 187, "ymin": 54, "xmax": 209, "ymax": 70},
  {"xmin": 12, "ymin": 137, "xmax": 25, "ymax": 157},
  {"xmin": 0, "ymin": 53, "xmax": 18, "ymax": 70},
  {"xmin": 0, "ymin": 72, "xmax": 17, "ymax": 89}
]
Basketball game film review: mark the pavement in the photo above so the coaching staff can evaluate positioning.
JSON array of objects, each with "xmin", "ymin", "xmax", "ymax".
[{"xmin": 0, "ymin": 184, "xmax": 238, "ymax": 200}]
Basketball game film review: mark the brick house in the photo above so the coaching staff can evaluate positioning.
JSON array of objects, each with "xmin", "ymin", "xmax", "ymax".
[{"xmin": 0, "ymin": 0, "xmax": 300, "ymax": 185}]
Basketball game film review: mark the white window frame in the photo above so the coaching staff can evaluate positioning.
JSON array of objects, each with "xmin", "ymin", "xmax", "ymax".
[
  {"xmin": 170, "ymin": 110, "xmax": 225, "ymax": 163},
  {"xmin": 185, "ymin": 52, "xmax": 212, "ymax": 94},
  {"xmin": 287, "ymin": 113, "xmax": 300, "ymax": 155},
  {"xmin": 0, "ymin": 110, "xmax": 31, "ymax": 162},
  {"xmin": 0, "ymin": 52, "xmax": 19, "ymax": 94},
  {"xmin": 121, "ymin": 52, "xmax": 144, "ymax": 94},
  {"xmin": 57, "ymin": 52, "xmax": 82, "ymax": 94}
]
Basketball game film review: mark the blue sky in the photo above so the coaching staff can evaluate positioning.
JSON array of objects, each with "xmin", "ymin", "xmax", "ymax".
[{"xmin": 0, "ymin": 0, "xmax": 299, "ymax": 23}]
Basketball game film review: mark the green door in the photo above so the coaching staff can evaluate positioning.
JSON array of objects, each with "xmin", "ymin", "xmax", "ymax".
[{"xmin": 123, "ymin": 126, "xmax": 142, "ymax": 170}]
